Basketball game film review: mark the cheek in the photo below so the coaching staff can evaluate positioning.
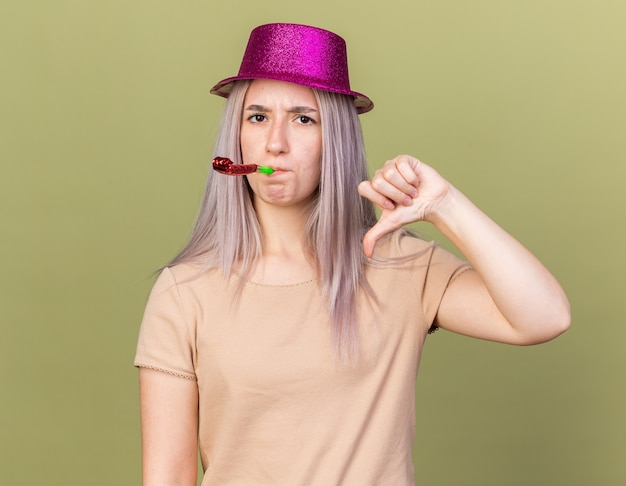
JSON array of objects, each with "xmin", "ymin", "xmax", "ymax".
[
  {"xmin": 240, "ymin": 126, "xmax": 259, "ymax": 158},
  {"xmin": 305, "ymin": 136, "xmax": 322, "ymax": 174},
  {"xmin": 240, "ymin": 137, "xmax": 252, "ymax": 160},
  {"xmin": 300, "ymin": 146, "xmax": 321, "ymax": 173},
  {"xmin": 302, "ymin": 162, "xmax": 322, "ymax": 193}
]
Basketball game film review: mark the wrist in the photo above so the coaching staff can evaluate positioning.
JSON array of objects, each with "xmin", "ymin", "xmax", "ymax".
[{"xmin": 426, "ymin": 185, "xmax": 466, "ymax": 228}]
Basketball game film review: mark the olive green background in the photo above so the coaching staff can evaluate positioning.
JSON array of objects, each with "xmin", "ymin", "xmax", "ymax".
[{"xmin": 1, "ymin": 1, "xmax": 624, "ymax": 484}]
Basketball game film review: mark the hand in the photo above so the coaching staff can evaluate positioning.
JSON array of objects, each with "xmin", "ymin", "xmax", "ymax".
[{"xmin": 358, "ymin": 155, "xmax": 452, "ymax": 257}]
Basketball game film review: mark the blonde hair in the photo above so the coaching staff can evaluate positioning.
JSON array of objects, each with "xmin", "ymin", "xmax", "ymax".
[{"xmin": 169, "ymin": 80, "xmax": 377, "ymax": 359}]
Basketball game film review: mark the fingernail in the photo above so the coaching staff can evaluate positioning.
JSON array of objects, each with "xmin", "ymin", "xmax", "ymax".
[{"xmin": 403, "ymin": 196, "xmax": 413, "ymax": 206}]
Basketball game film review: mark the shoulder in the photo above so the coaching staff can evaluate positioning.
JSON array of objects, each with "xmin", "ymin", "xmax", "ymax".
[
  {"xmin": 370, "ymin": 229, "xmax": 439, "ymax": 261},
  {"xmin": 160, "ymin": 260, "xmax": 226, "ymax": 286},
  {"xmin": 166, "ymin": 261, "xmax": 210, "ymax": 282},
  {"xmin": 368, "ymin": 229, "xmax": 469, "ymax": 279},
  {"xmin": 148, "ymin": 262, "xmax": 226, "ymax": 305}
]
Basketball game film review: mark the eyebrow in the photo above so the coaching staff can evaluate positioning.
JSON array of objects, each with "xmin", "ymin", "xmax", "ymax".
[{"xmin": 245, "ymin": 104, "xmax": 318, "ymax": 114}]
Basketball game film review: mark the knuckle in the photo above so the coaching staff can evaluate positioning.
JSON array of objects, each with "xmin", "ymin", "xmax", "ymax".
[
  {"xmin": 403, "ymin": 171, "xmax": 418, "ymax": 183},
  {"xmin": 383, "ymin": 167, "xmax": 397, "ymax": 179},
  {"xmin": 371, "ymin": 177, "xmax": 385, "ymax": 191}
]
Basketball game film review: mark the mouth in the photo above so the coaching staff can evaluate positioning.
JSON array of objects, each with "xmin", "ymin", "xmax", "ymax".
[{"xmin": 266, "ymin": 167, "xmax": 287, "ymax": 174}]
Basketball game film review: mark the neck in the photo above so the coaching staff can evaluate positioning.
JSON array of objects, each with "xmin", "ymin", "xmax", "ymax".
[
  {"xmin": 254, "ymin": 197, "xmax": 312, "ymax": 255},
  {"xmin": 248, "ymin": 197, "xmax": 318, "ymax": 285}
]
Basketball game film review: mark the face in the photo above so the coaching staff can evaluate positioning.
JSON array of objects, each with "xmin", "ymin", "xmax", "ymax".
[{"xmin": 240, "ymin": 79, "xmax": 322, "ymax": 209}]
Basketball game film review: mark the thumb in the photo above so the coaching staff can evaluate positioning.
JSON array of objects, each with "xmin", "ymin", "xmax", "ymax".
[{"xmin": 363, "ymin": 217, "xmax": 402, "ymax": 258}]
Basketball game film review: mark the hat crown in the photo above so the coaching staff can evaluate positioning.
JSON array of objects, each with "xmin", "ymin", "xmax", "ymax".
[
  {"xmin": 210, "ymin": 23, "xmax": 373, "ymax": 114},
  {"xmin": 239, "ymin": 23, "xmax": 350, "ymax": 92}
]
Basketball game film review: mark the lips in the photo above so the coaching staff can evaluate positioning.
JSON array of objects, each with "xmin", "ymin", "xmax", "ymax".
[{"xmin": 266, "ymin": 166, "xmax": 288, "ymax": 174}]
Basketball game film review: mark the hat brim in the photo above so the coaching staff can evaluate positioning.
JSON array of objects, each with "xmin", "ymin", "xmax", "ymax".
[{"xmin": 210, "ymin": 75, "xmax": 374, "ymax": 115}]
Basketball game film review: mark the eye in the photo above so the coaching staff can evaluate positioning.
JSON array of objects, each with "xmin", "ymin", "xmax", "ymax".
[
  {"xmin": 295, "ymin": 115, "xmax": 316, "ymax": 125},
  {"xmin": 247, "ymin": 114, "xmax": 267, "ymax": 123}
]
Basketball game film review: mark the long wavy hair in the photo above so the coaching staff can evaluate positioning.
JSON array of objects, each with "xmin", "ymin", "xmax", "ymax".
[{"xmin": 169, "ymin": 80, "xmax": 377, "ymax": 359}]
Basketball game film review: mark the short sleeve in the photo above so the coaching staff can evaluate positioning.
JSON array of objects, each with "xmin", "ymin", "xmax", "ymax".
[
  {"xmin": 133, "ymin": 267, "xmax": 197, "ymax": 380},
  {"xmin": 421, "ymin": 244, "xmax": 473, "ymax": 329}
]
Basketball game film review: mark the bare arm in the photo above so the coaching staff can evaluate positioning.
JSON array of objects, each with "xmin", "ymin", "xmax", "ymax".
[
  {"xmin": 358, "ymin": 155, "xmax": 571, "ymax": 345},
  {"xmin": 139, "ymin": 368, "xmax": 199, "ymax": 486}
]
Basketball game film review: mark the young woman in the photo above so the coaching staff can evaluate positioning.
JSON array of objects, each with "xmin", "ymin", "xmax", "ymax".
[{"xmin": 134, "ymin": 23, "xmax": 570, "ymax": 486}]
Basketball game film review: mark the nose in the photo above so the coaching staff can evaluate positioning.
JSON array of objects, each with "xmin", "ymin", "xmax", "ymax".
[{"xmin": 265, "ymin": 118, "xmax": 289, "ymax": 155}]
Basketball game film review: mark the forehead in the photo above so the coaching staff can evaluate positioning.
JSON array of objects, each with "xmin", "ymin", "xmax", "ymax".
[{"xmin": 244, "ymin": 79, "xmax": 318, "ymax": 107}]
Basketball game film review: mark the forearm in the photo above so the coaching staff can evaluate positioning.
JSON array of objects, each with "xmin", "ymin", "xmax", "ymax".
[{"xmin": 430, "ymin": 186, "xmax": 571, "ymax": 338}]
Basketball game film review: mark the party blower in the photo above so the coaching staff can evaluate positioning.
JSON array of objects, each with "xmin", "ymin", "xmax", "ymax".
[{"xmin": 212, "ymin": 157, "xmax": 274, "ymax": 175}]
